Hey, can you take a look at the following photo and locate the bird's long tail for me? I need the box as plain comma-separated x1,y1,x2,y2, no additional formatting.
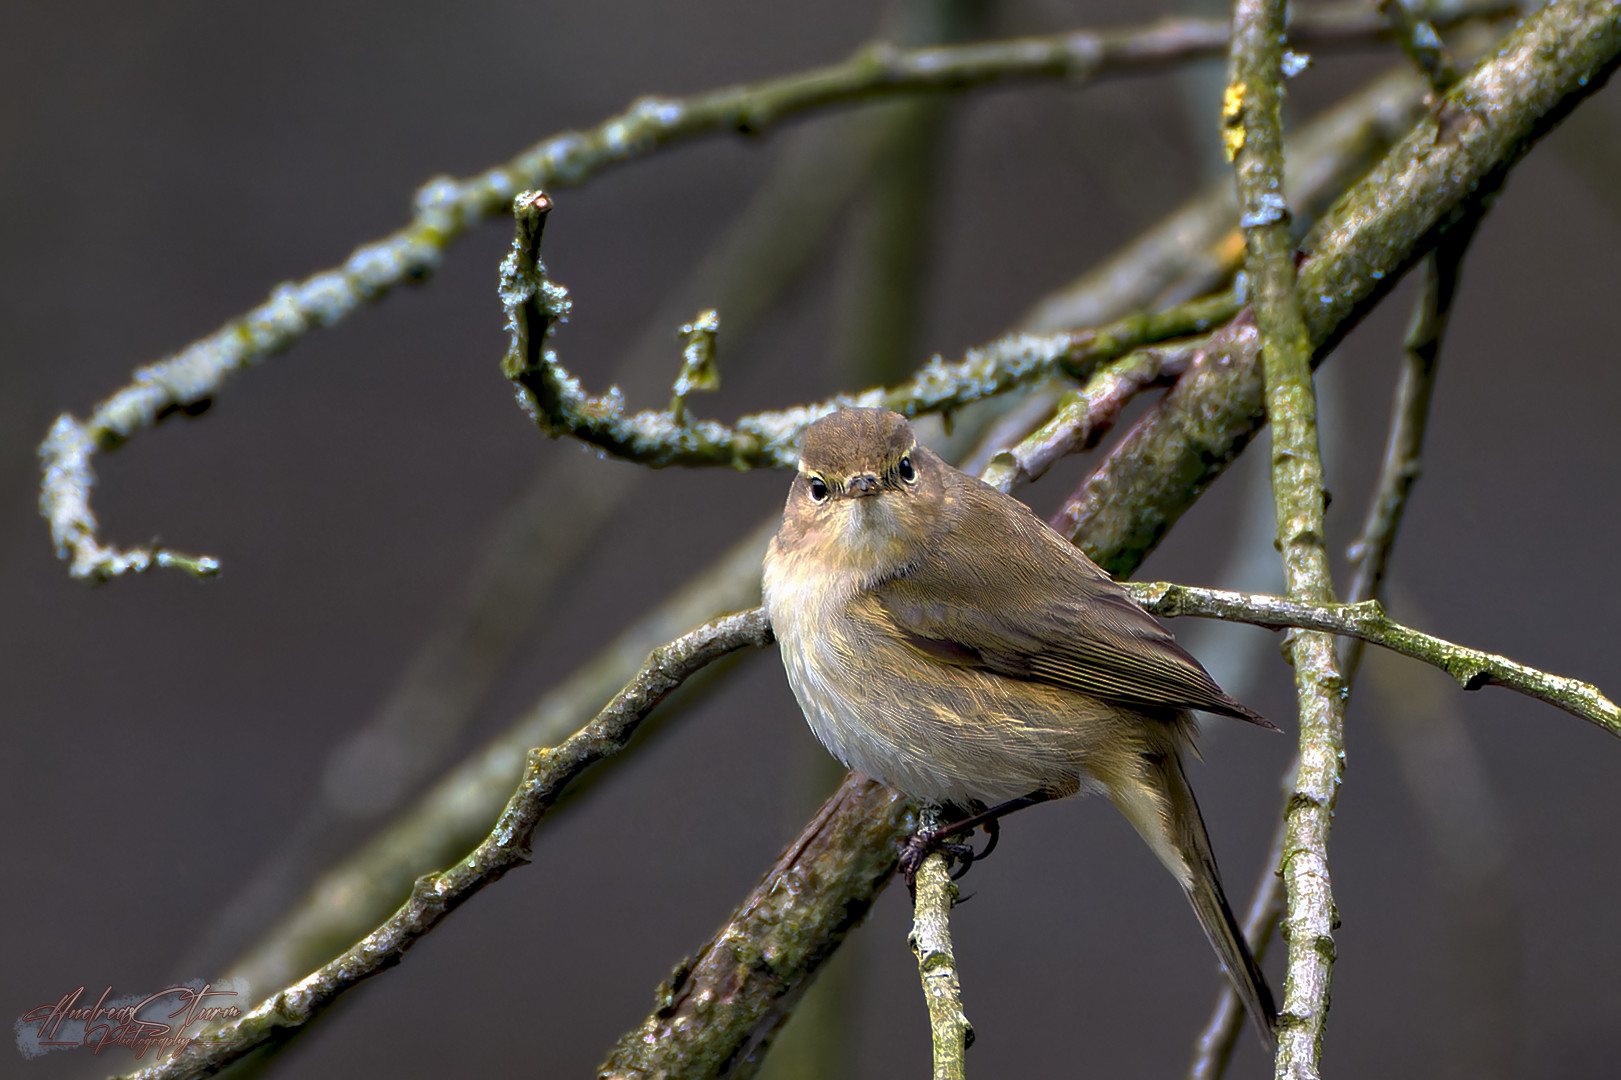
1106,748,1277,1051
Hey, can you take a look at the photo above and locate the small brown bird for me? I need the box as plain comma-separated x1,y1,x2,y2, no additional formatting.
762,406,1277,1046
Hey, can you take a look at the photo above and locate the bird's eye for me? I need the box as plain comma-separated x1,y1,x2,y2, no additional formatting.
808,476,830,502
897,456,916,483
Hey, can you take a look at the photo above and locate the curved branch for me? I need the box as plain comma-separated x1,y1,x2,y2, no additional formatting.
499,195,1241,468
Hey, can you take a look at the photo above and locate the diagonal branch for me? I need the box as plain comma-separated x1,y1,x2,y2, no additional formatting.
116,609,775,1080
600,775,913,1080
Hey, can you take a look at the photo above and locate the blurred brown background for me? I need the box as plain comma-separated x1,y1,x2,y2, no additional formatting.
3,2,1619,1077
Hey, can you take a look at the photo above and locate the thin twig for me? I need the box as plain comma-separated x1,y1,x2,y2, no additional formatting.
908,811,973,1080
1341,214,1477,675
980,336,1208,492
1126,584,1621,739
37,2,1515,582
500,196,1242,468
117,609,775,1080
1188,218,1479,1078
1228,0,1349,1074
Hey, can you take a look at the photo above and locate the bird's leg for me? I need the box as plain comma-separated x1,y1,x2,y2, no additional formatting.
899,790,1056,890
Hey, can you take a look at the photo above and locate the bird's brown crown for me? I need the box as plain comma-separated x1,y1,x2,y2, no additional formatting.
797,407,916,478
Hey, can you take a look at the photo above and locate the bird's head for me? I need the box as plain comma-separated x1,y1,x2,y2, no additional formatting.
776,407,945,576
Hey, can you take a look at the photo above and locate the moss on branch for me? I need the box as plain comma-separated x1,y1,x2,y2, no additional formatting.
907,810,974,1080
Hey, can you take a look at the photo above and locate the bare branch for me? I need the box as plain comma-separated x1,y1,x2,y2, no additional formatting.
1128,584,1621,739
1341,213,1478,672
980,334,1208,493
1053,0,1621,577
1189,215,1481,1079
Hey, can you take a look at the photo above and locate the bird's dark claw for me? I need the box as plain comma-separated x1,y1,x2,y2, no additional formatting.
899,817,1002,895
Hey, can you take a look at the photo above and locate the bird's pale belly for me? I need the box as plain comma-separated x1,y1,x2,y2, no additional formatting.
768,574,1121,805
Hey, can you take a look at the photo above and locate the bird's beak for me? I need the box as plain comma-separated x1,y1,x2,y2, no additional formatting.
849,473,880,497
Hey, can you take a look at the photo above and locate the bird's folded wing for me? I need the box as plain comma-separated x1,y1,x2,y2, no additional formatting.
872,532,1272,727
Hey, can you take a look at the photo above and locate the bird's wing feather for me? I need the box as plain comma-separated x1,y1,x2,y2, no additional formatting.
872,485,1272,726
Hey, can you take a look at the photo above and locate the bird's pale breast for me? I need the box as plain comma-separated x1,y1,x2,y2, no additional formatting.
764,544,1133,805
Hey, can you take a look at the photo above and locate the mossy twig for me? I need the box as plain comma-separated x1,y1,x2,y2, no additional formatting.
500,195,1242,468
1130,583,1621,739
908,811,973,1080
1228,0,1349,1074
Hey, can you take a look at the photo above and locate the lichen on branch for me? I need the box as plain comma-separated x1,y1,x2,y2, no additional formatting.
498,189,1244,469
